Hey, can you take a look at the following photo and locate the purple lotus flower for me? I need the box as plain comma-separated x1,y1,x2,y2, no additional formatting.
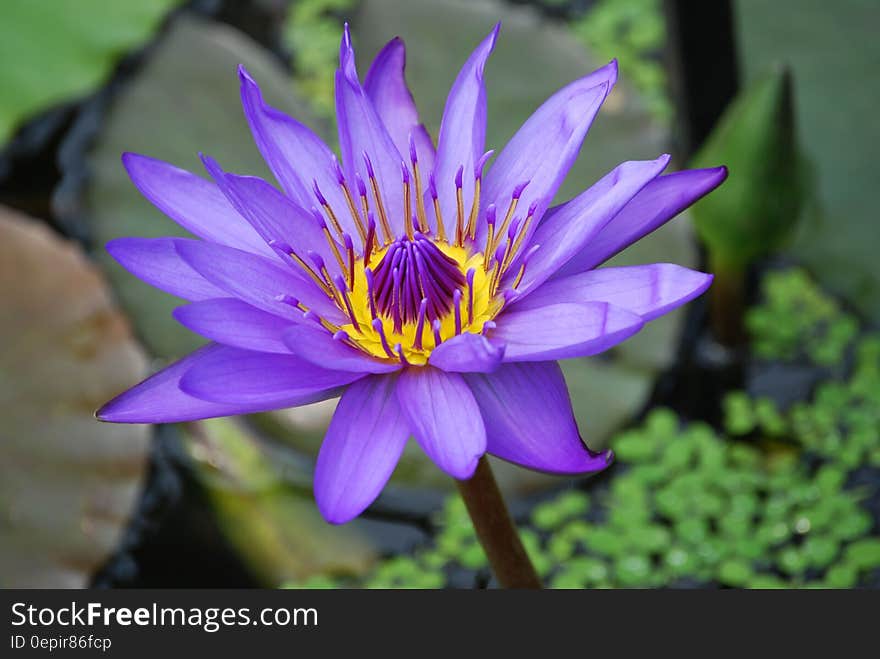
98,24,726,524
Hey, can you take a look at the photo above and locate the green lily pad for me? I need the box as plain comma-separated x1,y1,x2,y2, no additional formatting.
78,14,331,360
0,0,178,144
0,207,150,587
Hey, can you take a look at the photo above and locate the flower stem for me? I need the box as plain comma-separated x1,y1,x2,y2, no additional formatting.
709,261,747,347
455,456,542,589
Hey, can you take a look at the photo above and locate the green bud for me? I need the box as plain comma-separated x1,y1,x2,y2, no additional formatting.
690,67,809,273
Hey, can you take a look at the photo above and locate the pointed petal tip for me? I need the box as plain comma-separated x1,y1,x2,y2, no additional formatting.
340,22,354,66
120,151,142,168
93,397,144,425
603,58,619,87
237,63,254,85
198,152,224,179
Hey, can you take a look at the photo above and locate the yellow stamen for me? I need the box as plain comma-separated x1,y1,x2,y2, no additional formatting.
512,262,527,289
403,175,414,240
465,177,481,241
483,223,495,272
433,195,447,242
340,184,367,244
321,202,344,238
502,210,536,273
289,252,333,298
319,263,343,307
359,191,371,233
335,242,497,365
412,160,429,233
488,196,519,257
368,176,394,243
322,226,348,279
455,186,465,246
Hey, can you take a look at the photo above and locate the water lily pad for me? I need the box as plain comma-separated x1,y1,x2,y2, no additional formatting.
0,207,150,587
0,0,179,144
76,14,330,359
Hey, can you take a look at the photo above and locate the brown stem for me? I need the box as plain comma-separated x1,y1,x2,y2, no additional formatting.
455,456,542,589
709,263,747,347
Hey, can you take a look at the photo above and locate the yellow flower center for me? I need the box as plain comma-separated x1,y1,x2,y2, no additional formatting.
339,241,498,365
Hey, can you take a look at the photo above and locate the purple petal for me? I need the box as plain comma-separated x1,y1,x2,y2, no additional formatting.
428,332,505,373
200,156,338,276
238,66,362,239
96,344,324,423
173,298,294,353
516,264,713,322
106,237,227,301
493,301,644,362
512,156,670,297
555,166,729,277
477,60,618,248
364,37,435,172
174,239,346,324
336,25,405,236
431,24,499,235
314,375,409,524
282,325,400,374
396,367,486,479
122,153,272,256
179,346,362,405
464,362,612,474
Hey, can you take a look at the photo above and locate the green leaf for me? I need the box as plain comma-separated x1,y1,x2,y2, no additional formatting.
717,559,754,587
844,538,880,570
0,0,178,144
824,563,858,589
614,554,652,587
803,536,839,569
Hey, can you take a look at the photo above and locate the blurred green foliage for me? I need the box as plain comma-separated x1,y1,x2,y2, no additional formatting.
284,0,356,120
0,0,178,144
726,269,879,470
745,268,859,367
569,0,670,123
690,70,810,276
286,268,879,589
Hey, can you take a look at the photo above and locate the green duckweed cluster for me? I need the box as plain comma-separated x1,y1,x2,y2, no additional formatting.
726,269,880,469
569,0,671,123
745,268,859,367
286,269,879,588
285,0,357,119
